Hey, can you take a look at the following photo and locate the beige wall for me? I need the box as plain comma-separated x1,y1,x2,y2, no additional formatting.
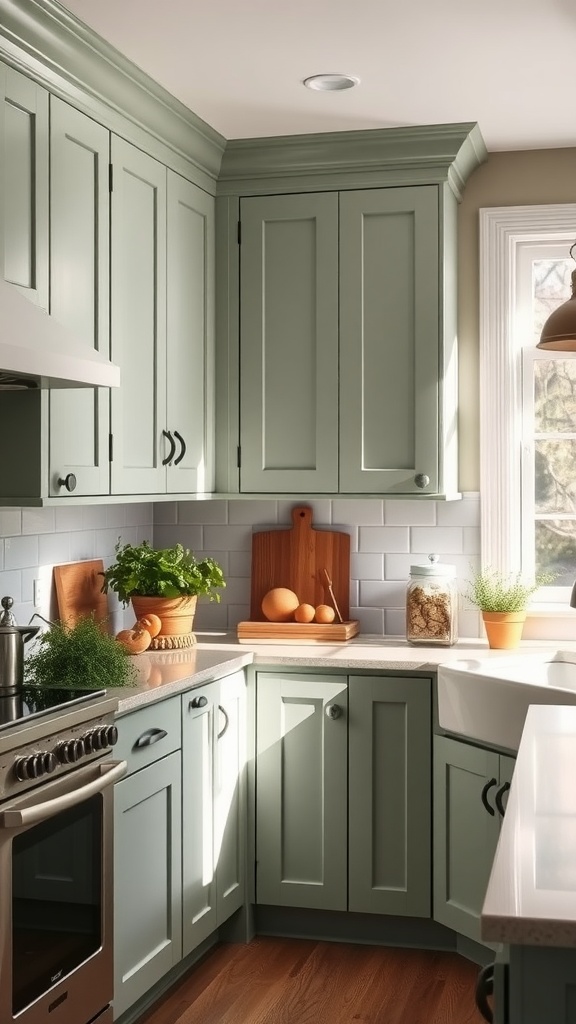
457,148,576,490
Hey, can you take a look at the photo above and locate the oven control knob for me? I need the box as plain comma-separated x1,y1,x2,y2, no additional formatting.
14,755,34,781
42,751,58,774
57,738,84,764
105,725,119,747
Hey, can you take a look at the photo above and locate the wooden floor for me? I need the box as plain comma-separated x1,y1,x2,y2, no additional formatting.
139,938,486,1024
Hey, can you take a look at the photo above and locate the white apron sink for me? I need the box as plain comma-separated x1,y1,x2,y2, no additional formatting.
437,650,576,751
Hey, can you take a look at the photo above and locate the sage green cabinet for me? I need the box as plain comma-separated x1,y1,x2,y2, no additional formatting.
110,137,215,496
235,185,454,497
49,97,111,497
255,671,431,916
0,61,48,308
182,671,246,956
433,733,515,945
113,696,183,1020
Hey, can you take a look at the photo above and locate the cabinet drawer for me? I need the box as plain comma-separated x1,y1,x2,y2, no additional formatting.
115,697,181,774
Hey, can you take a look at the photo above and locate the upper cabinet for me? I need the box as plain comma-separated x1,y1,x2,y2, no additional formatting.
109,138,215,496
215,124,487,498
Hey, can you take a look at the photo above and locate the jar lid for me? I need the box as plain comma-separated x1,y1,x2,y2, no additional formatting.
409,553,456,578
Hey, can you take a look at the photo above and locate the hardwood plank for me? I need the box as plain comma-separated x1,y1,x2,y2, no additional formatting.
138,939,487,1024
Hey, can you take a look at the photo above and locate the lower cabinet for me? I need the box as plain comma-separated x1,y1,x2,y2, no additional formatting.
255,671,431,916
182,671,246,955
433,733,515,945
113,697,182,1020
113,671,246,1020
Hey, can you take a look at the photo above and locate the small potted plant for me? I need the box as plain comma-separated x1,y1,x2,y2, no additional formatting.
468,566,555,649
100,540,226,649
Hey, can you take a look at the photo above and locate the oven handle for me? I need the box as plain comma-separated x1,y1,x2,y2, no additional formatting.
0,759,128,829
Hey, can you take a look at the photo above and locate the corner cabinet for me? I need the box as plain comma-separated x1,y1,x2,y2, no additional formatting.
255,671,431,916
433,733,515,946
216,124,487,497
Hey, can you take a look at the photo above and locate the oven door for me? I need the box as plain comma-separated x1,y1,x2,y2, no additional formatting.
0,758,127,1024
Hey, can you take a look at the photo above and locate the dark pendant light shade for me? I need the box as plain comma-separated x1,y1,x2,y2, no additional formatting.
537,243,576,351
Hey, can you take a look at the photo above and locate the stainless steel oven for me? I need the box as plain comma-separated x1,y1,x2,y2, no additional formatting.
0,687,126,1024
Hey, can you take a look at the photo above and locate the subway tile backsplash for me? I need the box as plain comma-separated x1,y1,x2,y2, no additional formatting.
0,495,482,638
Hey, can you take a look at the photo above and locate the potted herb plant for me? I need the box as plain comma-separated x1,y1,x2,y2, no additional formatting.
100,540,226,649
468,567,555,649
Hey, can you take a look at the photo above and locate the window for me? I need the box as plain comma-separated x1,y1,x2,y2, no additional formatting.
479,205,576,626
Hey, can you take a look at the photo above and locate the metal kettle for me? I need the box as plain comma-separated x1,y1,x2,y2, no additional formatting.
0,596,40,695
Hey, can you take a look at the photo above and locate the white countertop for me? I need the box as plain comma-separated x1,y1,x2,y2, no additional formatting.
116,633,503,713
482,703,576,947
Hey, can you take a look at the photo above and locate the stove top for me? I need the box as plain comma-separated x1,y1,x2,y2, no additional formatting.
0,686,107,732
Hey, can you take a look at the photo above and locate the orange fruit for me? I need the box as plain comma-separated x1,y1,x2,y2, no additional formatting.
261,587,300,622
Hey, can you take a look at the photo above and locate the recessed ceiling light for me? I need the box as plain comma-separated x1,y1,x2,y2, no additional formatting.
303,73,360,92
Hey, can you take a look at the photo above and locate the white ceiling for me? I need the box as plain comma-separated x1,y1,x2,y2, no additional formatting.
58,0,576,152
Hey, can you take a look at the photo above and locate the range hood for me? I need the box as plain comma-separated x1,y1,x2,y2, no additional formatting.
0,277,120,389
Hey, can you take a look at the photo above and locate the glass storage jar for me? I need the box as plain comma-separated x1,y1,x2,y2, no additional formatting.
406,554,458,646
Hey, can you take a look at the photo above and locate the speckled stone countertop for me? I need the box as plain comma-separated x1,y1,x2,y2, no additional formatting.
116,632,561,714
482,703,576,947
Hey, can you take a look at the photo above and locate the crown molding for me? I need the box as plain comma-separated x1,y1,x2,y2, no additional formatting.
0,0,225,192
218,122,487,198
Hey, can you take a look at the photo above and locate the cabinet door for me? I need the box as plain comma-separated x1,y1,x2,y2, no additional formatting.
256,672,348,910
215,670,246,924
0,63,48,308
114,751,182,1019
110,137,167,494
348,675,431,916
339,186,440,494
239,193,339,492
166,171,215,493
433,734,501,944
182,682,218,955
49,98,110,496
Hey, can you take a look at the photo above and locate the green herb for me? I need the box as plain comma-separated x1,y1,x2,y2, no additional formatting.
468,567,556,612
24,615,136,689
100,540,226,608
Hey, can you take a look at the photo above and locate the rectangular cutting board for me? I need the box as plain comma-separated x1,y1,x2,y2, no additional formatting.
238,506,359,642
53,559,109,628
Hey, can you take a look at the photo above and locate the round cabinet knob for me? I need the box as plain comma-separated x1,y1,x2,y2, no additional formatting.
414,473,430,489
57,473,77,492
189,695,208,709
325,703,343,720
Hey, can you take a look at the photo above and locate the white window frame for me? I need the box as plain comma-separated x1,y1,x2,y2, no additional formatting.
479,205,576,626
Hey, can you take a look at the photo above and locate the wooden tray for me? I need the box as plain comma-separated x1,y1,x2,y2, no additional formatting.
239,505,358,643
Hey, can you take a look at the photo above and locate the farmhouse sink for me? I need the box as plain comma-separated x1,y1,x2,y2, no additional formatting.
437,650,576,751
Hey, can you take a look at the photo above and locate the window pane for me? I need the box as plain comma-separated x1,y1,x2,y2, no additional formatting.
535,439,576,513
534,360,576,433
533,259,573,344
535,520,576,584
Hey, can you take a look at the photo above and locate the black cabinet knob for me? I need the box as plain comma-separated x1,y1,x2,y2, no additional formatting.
189,694,208,709
57,473,77,492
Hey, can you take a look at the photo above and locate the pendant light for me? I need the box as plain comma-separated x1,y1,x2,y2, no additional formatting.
537,242,576,351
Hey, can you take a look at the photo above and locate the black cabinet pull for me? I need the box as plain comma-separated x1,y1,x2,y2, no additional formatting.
134,727,168,749
217,704,229,739
57,473,77,492
481,777,498,816
474,963,494,1023
189,695,208,709
173,430,186,465
162,430,176,465
495,781,511,817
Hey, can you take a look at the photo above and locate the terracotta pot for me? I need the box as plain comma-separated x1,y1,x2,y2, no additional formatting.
482,611,526,650
131,595,197,638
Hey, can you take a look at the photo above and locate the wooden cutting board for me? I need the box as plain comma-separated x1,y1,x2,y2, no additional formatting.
239,506,359,641
53,559,109,628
